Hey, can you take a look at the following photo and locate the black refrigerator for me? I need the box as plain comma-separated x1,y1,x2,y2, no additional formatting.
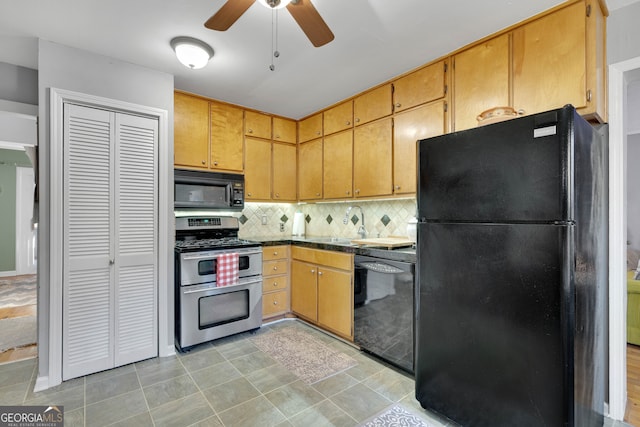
414,106,607,427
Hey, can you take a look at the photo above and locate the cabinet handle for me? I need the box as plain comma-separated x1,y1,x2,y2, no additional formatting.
346,121,351,126
346,190,350,195
273,251,278,256
395,103,401,108
517,109,526,115
395,185,401,190
273,282,278,287
311,269,316,274
248,128,253,133
273,266,278,271
201,160,206,165
214,161,218,166
355,118,360,123
318,271,323,276
273,300,278,305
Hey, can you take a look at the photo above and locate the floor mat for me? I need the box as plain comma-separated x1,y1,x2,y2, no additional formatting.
362,405,434,427
0,316,37,352
251,325,357,384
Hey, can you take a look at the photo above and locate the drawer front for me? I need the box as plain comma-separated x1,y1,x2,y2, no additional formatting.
263,245,289,261
291,246,353,271
263,260,289,277
263,290,288,316
263,276,288,292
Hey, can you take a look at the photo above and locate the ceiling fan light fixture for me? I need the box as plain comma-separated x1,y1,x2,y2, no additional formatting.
170,36,214,70
257,0,292,10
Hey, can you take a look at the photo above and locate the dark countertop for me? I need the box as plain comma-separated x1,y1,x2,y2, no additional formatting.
247,236,416,263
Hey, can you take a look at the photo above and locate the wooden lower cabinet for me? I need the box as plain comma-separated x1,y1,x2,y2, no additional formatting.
291,247,354,340
262,245,290,319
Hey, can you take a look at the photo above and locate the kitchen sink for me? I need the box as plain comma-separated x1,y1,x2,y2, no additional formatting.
302,237,357,246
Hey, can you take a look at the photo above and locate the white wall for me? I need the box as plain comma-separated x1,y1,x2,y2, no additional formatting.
37,40,174,383
627,134,640,250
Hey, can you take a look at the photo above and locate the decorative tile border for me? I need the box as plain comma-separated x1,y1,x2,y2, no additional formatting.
237,199,417,239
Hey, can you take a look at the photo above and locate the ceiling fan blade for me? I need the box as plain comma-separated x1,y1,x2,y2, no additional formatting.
286,0,334,47
205,0,256,31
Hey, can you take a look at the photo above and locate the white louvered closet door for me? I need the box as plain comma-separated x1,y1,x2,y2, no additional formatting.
62,104,158,380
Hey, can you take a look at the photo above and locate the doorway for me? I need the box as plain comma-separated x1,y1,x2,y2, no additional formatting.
0,145,37,363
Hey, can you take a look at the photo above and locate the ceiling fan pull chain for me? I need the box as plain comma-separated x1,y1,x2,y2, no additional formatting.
269,9,276,71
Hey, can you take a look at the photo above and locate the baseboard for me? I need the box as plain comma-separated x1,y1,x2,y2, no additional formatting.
161,344,176,358
34,375,49,392
0,271,17,278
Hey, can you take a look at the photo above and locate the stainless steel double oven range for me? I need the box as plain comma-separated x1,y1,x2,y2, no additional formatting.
175,216,262,351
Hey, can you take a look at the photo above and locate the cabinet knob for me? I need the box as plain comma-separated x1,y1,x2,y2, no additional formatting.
355,189,360,194
346,191,350,195
346,121,351,126
355,118,360,123
275,193,280,198
316,131,321,135
273,282,278,287
273,251,278,256
201,160,206,165
316,192,320,197
273,266,278,271
273,300,278,305
395,185,401,190
247,192,252,197
318,271,323,276
275,134,280,139
248,128,253,133
517,109,526,115
214,161,218,166
311,269,316,274
395,103,401,108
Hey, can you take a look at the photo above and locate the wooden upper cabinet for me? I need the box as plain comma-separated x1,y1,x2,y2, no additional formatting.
323,130,353,199
210,102,244,172
298,139,323,200
272,143,297,201
354,84,392,126
323,101,353,135
453,34,510,132
512,1,586,117
393,61,446,113
244,137,272,200
174,92,209,168
299,113,323,143
245,110,272,139
353,118,393,198
273,117,296,144
394,102,446,195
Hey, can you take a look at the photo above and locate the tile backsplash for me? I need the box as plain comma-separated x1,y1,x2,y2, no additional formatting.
237,198,417,239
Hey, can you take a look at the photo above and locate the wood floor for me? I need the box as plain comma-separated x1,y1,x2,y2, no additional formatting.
627,344,640,425
0,304,37,364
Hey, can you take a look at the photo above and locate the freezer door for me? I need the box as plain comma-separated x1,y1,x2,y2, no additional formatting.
415,222,574,427
417,107,580,222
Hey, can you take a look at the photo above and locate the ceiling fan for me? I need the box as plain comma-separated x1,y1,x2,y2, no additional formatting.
205,0,335,47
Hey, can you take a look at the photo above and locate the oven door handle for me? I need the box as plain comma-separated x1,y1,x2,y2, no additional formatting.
181,249,262,260
182,277,262,294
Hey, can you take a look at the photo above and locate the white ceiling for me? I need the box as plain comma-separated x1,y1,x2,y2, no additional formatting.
0,0,630,119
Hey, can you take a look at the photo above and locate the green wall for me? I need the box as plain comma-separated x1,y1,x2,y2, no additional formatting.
0,148,32,272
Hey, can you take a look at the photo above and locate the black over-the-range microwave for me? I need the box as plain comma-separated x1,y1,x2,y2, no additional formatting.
174,169,245,211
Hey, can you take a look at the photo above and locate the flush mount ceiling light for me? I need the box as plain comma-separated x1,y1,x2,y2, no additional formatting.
257,0,292,9
170,36,214,70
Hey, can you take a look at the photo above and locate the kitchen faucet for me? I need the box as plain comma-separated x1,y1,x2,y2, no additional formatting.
344,206,367,239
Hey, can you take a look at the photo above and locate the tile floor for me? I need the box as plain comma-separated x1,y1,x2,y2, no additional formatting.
0,319,633,427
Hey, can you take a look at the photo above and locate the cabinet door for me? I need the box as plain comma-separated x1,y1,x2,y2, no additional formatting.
245,110,272,139
210,102,243,172
393,61,446,113
273,117,297,144
453,34,510,131
512,1,586,116
354,84,392,126
353,118,392,198
298,139,323,200
291,260,318,321
323,130,353,199
299,113,323,143
317,267,353,339
323,100,353,135
394,102,446,195
272,143,297,201
244,137,272,200
174,92,209,168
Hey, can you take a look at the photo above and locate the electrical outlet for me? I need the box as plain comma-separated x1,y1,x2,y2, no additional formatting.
280,222,285,232
261,215,267,225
